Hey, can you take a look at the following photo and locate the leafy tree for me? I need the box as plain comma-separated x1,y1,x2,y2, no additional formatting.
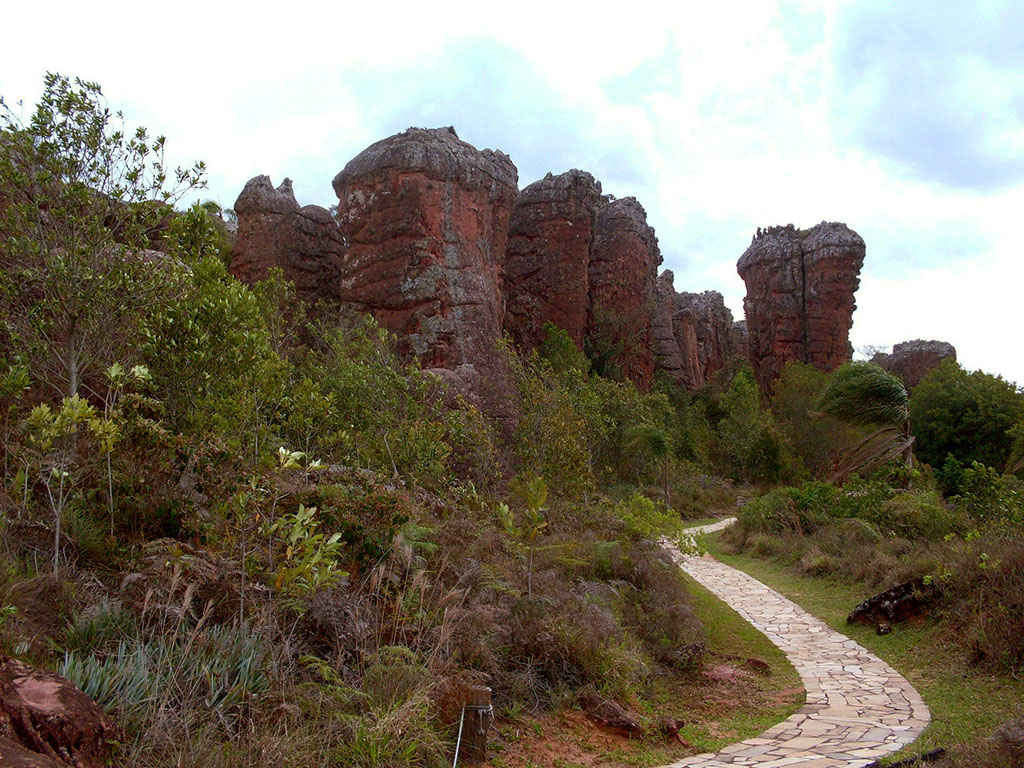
817,361,912,484
0,73,204,398
715,366,789,483
910,359,1024,470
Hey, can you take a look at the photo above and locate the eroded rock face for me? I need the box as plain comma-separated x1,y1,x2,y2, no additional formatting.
873,340,957,390
231,175,346,305
738,222,865,393
653,272,738,389
0,655,123,768
652,270,686,381
332,127,518,384
504,170,603,349
589,198,661,388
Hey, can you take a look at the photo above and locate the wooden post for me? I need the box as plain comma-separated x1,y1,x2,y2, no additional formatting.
458,685,493,763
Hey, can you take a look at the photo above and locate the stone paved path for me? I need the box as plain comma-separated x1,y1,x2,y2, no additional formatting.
661,518,930,768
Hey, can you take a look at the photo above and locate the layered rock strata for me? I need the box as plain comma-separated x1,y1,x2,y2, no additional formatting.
653,272,739,389
872,339,956,389
737,222,865,393
503,170,604,350
231,176,346,305
588,197,661,388
332,127,518,381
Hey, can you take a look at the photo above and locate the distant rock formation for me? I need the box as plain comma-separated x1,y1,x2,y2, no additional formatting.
588,197,661,388
231,175,346,305
653,271,739,389
738,222,865,393
504,170,604,350
872,339,956,389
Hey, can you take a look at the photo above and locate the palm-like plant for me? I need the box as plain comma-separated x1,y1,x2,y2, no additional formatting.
817,361,914,485
622,424,672,507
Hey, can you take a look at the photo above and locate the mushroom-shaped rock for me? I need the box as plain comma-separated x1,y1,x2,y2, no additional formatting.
738,222,865,393
875,340,957,390
332,127,518,384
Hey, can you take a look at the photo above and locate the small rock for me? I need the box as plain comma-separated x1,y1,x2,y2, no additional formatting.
876,620,892,635
577,693,643,739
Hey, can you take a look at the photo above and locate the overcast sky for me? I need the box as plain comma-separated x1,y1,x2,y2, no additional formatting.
4,0,1023,385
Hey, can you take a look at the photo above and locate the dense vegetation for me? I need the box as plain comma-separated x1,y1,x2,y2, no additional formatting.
2,74,1022,767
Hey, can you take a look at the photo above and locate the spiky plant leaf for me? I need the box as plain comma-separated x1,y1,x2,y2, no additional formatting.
818,362,909,428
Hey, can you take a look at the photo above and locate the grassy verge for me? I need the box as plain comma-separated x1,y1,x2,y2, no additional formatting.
488,569,803,767
703,531,1024,760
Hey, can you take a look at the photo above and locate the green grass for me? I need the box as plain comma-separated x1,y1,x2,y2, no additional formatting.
702,532,1024,760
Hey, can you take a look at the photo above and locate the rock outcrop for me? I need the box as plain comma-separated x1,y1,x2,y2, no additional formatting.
589,198,661,388
652,270,686,381
0,655,123,768
872,340,956,390
653,272,739,389
231,176,346,305
503,170,604,350
738,222,865,393
332,127,518,391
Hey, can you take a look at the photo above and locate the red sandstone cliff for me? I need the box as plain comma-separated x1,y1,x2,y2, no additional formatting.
872,339,957,389
503,170,604,350
231,176,346,305
588,197,661,388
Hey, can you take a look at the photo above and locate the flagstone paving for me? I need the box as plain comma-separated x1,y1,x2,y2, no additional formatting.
661,518,929,768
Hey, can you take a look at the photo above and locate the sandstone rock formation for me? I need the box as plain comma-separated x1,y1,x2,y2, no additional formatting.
872,339,957,390
503,170,604,350
231,175,346,305
653,272,739,389
589,197,661,388
738,222,865,393
0,655,122,768
652,270,686,381
332,127,518,388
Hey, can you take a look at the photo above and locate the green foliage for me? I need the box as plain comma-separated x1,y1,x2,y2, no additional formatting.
910,358,1024,470
715,367,790,483
265,504,347,608
0,73,203,398
817,361,913,483
60,624,270,736
771,361,856,477
613,492,685,543
140,252,271,432
737,478,965,541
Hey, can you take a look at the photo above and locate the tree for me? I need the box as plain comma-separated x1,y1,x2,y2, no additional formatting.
622,423,672,506
771,361,857,477
909,358,1024,470
817,361,913,484
0,73,204,399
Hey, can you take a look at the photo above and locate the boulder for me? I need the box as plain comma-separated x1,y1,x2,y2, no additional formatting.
873,340,957,390
738,222,865,393
847,577,936,627
588,197,661,389
231,175,346,305
332,127,518,414
577,692,643,739
504,170,604,350
0,655,122,768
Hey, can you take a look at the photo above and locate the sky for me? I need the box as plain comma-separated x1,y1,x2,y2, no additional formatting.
4,0,1023,385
